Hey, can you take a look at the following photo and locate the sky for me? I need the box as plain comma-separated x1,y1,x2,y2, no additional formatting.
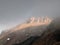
0,0,60,33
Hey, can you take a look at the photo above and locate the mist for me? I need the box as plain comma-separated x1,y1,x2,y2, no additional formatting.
0,0,60,33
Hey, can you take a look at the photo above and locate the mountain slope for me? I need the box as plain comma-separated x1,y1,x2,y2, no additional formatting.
0,17,52,45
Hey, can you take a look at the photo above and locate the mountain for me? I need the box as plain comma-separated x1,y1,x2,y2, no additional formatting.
0,17,52,45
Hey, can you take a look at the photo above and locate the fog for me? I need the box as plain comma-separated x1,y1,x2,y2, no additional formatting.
0,0,60,33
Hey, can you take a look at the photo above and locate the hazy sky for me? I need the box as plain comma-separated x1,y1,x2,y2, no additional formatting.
0,0,60,33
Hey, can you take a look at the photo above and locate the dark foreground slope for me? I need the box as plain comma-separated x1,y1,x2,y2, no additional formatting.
0,25,47,45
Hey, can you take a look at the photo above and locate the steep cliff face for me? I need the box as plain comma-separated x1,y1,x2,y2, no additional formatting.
0,17,52,45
